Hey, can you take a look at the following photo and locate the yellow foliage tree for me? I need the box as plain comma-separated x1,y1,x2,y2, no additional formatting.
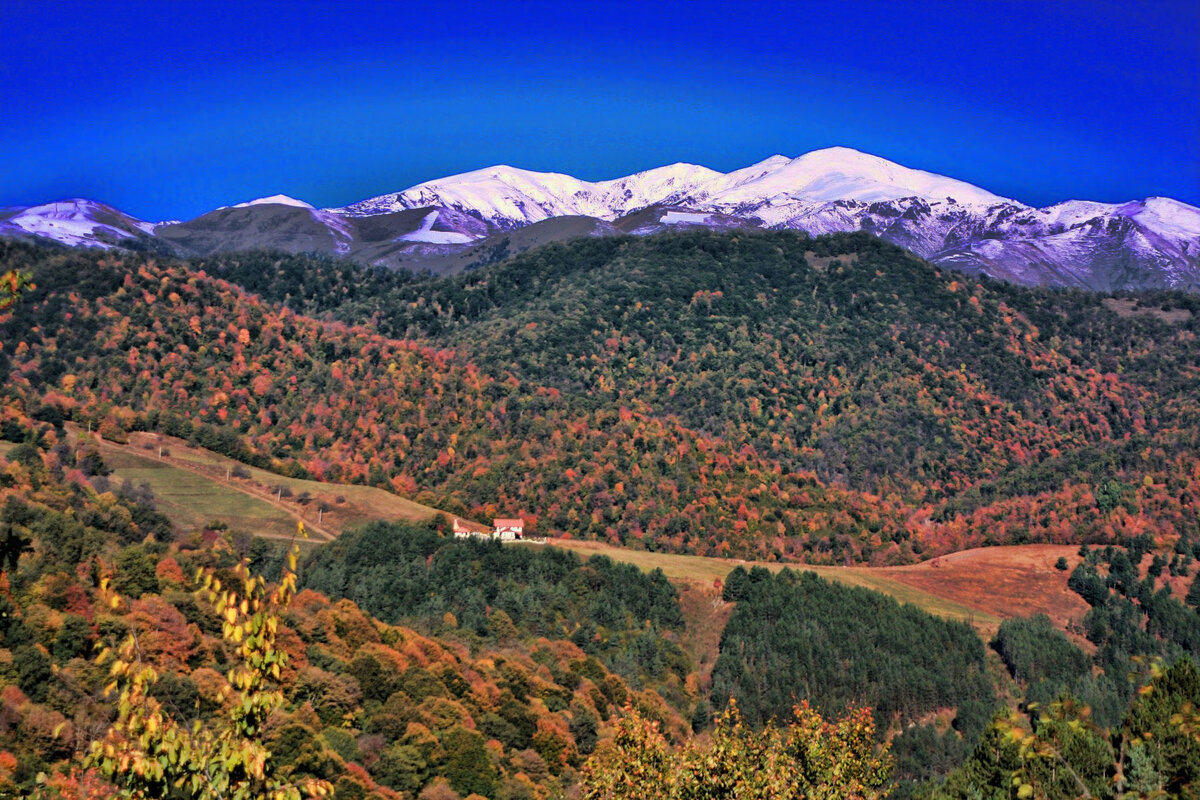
85,525,331,800
582,699,892,800
0,269,33,312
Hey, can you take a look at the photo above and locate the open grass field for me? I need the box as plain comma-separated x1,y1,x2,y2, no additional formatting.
538,539,1004,631
100,446,313,542
539,540,1090,638
65,426,484,542
123,431,450,532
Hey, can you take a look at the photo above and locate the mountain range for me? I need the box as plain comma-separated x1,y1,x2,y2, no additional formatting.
3,146,1197,291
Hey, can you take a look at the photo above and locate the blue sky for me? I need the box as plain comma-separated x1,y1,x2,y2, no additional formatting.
2,0,1197,220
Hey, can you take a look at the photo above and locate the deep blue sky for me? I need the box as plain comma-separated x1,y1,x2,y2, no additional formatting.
2,0,1197,220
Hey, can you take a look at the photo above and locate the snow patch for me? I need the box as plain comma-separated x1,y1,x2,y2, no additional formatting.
1126,197,1200,241
661,211,711,225
3,199,141,248
232,194,315,209
397,210,477,244
312,209,355,254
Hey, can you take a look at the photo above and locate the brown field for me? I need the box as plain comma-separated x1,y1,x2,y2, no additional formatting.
541,539,1090,639
674,581,734,687
877,544,1090,636
1102,297,1194,323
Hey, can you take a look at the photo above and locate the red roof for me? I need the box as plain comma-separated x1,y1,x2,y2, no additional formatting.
493,518,524,527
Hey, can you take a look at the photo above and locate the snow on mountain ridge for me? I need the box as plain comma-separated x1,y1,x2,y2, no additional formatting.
338,147,1016,227
232,194,315,209
708,147,1014,207
339,165,601,226
0,199,155,247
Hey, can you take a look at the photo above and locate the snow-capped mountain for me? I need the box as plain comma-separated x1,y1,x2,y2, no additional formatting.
331,147,1195,289
337,147,1009,227
707,147,1010,207
0,199,157,249
5,148,1198,291
935,197,1200,290
337,161,732,227
231,194,316,210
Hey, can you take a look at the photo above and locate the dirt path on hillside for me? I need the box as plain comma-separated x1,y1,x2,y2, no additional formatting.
85,433,338,542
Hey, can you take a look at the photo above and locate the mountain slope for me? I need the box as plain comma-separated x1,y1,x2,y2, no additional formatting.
0,199,158,249
0,238,922,562
155,202,356,256
200,230,1200,558
929,197,1200,290
6,232,1199,565
706,146,1010,206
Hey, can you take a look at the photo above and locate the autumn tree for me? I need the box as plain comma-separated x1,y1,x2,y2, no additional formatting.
938,659,1200,798
0,268,33,311
581,700,891,800
85,526,331,800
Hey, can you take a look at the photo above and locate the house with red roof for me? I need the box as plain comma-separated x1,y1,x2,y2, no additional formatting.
492,518,524,540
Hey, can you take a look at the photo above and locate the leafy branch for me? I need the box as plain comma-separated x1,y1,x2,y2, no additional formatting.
85,524,331,800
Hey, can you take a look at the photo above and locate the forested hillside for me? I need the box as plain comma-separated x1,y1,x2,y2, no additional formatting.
927,541,1200,798
711,568,994,788
0,419,684,798
0,240,907,562
3,231,1200,564
195,232,1200,560
300,524,692,698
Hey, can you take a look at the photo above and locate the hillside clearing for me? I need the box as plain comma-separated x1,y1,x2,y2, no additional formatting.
535,539,1005,633
67,427,485,540
99,445,319,542
34,433,1088,637
878,544,1090,634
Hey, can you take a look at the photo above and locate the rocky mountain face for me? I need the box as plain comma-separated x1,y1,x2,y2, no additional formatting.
4,148,1197,291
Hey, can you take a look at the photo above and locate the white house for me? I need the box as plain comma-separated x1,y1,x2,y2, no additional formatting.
492,518,524,540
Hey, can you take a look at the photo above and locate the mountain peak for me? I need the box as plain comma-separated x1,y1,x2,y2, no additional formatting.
232,194,314,209
754,154,792,168
797,145,874,158
745,146,1015,206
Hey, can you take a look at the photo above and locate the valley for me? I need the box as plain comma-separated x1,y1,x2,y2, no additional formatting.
5,2,1198,795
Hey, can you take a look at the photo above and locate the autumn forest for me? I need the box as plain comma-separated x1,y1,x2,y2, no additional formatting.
2,230,1200,798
